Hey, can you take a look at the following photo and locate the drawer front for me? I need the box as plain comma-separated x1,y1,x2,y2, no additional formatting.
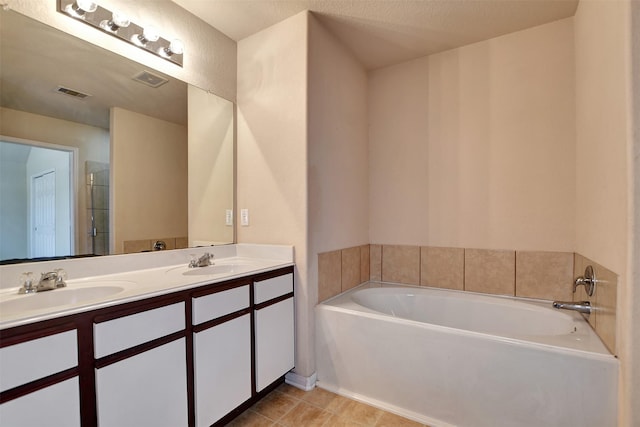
94,302,185,358
254,273,293,304
193,285,250,325
0,329,77,392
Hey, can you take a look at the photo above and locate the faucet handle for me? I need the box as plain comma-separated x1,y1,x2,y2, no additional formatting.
573,265,596,296
54,268,67,288
18,272,36,294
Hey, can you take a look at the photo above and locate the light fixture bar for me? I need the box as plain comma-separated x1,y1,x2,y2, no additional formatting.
57,0,183,67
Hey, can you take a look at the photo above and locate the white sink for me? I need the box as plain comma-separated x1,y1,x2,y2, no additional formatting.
181,263,255,276
0,282,130,315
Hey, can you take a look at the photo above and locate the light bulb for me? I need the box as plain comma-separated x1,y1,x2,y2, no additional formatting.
100,10,130,33
64,0,97,18
132,26,160,46
159,38,184,57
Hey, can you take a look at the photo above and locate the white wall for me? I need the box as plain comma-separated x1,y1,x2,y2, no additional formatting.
573,0,634,424
187,85,234,246
10,0,236,101
237,11,310,375
111,107,187,254
0,107,109,255
369,18,576,252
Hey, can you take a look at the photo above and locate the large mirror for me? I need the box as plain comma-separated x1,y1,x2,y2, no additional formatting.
0,9,234,263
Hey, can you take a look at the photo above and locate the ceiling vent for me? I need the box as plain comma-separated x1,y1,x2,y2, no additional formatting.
56,86,91,99
132,70,169,88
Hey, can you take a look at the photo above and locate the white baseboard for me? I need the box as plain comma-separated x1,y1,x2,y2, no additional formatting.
285,371,317,391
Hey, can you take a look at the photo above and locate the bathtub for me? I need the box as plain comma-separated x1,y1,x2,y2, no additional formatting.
315,282,618,427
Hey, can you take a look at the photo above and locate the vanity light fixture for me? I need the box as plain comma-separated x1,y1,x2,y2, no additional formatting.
57,0,183,67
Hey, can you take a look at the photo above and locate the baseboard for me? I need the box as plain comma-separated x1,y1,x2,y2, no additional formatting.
284,371,317,391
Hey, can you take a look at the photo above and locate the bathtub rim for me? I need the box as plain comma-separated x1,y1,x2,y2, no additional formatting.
317,281,615,360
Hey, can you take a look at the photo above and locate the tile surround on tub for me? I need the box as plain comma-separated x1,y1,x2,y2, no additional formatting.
317,244,616,354
464,248,515,296
420,246,464,290
515,251,574,301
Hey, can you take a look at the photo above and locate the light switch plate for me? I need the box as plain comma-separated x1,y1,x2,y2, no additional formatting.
240,209,249,226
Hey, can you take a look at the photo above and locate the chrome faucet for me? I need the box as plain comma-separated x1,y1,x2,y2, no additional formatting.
189,252,214,268
18,269,67,294
552,300,591,315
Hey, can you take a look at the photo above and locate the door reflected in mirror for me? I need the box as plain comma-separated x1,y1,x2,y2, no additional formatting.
0,9,234,263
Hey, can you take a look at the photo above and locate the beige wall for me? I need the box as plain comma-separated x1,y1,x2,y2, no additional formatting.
574,0,633,424
0,107,109,255
369,18,576,252
237,12,310,375
188,85,234,246
11,0,236,101
111,107,187,254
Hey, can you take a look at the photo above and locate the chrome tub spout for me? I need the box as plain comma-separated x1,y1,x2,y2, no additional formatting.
552,300,591,315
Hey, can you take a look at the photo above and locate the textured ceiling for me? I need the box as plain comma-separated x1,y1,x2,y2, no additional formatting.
172,0,578,70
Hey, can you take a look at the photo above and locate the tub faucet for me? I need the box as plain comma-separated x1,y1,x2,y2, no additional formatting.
189,252,213,268
552,300,591,315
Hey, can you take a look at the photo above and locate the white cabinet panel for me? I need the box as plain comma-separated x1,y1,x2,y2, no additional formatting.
94,302,185,357
194,314,251,426
96,338,188,427
0,377,80,427
255,298,295,392
0,330,77,392
193,285,250,325
254,273,293,304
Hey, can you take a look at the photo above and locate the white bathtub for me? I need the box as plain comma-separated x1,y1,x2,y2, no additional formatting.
315,282,618,427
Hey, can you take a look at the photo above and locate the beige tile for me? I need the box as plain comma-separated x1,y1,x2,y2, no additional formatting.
123,239,151,253
323,414,366,426
335,400,384,426
370,245,382,281
323,392,354,415
276,383,308,400
382,245,420,285
228,410,275,427
593,262,617,354
420,246,464,290
251,391,298,421
300,387,343,410
278,401,332,427
342,247,362,292
464,249,515,295
375,411,424,427
318,250,342,302
515,251,573,301
574,253,595,329
360,245,370,283
175,237,189,249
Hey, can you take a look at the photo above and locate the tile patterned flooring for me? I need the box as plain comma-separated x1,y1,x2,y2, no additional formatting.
228,383,430,427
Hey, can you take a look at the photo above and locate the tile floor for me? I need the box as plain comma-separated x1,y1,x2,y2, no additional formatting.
227,383,431,427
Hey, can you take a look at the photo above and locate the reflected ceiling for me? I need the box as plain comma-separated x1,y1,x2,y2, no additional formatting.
1,11,186,129
173,0,578,70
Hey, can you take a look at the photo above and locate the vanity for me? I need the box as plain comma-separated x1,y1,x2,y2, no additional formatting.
0,245,295,427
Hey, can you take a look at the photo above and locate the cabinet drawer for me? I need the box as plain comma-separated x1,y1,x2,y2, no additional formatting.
94,302,185,358
254,273,293,304
193,285,250,325
0,329,77,392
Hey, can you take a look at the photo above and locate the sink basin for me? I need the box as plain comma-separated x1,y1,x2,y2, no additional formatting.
0,282,129,316
181,263,255,276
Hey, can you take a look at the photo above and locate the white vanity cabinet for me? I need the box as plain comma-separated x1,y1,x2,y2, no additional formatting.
0,327,81,427
0,264,294,427
93,302,188,427
192,283,252,427
254,272,295,392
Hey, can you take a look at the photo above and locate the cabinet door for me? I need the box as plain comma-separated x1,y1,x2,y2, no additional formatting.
95,338,188,427
194,314,251,427
0,377,81,427
255,298,295,392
